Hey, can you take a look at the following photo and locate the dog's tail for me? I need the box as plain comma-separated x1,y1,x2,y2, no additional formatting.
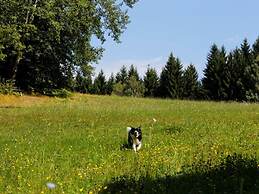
126,127,131,133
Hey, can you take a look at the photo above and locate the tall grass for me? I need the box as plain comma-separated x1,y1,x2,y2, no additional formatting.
0,94,258,193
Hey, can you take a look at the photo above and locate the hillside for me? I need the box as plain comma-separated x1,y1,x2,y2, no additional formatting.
0,94,258,193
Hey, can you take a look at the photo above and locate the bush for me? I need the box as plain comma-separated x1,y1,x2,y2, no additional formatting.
246,90,259,102
43,88,72,98
112,82,125,96
0,79,22,95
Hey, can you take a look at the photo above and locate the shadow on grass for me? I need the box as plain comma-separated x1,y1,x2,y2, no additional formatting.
99,154,259,194
120,142,131,150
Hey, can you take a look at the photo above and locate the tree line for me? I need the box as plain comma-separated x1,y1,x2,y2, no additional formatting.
82,37,259,102
0,1,258,101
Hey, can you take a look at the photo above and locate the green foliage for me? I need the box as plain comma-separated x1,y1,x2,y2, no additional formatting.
128,64,140,81
43,88,72,98
159,53,183,98
0,0,138,92
75,64,94,93
116,65,128,84
252,36,259,57
202,45,227,100
0,79,21,95
144,66,159,97
124,76,144,97
182,64,199,99
112,82,125,96
106,73,115,95
92,70,107,95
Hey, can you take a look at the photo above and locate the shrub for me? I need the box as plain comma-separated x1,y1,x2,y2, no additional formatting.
43,88,72,98
0,79,22,95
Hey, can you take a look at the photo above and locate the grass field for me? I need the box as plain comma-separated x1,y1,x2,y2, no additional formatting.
0,94,258,194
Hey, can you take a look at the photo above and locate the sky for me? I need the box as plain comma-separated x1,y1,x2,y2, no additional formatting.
93,0,259,79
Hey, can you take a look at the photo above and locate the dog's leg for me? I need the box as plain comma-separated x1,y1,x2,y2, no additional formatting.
136,143,141,151
133,144,137,152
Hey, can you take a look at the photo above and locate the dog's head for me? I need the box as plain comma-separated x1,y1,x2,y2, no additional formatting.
128,126,142,138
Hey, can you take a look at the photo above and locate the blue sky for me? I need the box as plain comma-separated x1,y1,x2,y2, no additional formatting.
93,0,259,79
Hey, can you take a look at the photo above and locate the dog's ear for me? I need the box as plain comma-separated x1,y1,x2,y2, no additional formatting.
138,125,141,129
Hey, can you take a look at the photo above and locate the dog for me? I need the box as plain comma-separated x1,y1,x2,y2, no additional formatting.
127,126,142,152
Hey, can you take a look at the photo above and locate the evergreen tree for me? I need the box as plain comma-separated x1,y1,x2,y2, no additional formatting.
159,53,184,98
240,39,256,100
93,70,106,95
242,38,259,101
252,36,259,58
228,48,245,101
124,65,144,97
115,65,128,84
143,66,159,97
128,64,140,81
74,64,93,93
106,73,115,95
202,44,227,100
182,64,199,99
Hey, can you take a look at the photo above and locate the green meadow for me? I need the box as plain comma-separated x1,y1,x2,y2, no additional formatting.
0,94,258,194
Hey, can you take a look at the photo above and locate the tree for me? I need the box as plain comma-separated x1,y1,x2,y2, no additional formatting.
241,38,259,101
106,73,115,95
182,64,199,99
0,0,138,92
115,65,128,84
252,36,259,58
143,66,159,97
159,53,183,98
92,70,106,95
128,64,140,81
227,48,245,101
124,76,144,97
75,65,94,93
240,39,257,100
202,44,227,100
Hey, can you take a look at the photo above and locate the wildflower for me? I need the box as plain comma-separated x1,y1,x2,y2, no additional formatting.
153,118,157,122
46,182,56,189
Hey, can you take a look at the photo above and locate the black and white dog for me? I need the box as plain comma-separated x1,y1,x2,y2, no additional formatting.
127,126,142,152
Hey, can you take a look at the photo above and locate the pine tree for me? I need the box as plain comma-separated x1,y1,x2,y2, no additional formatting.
93,70,106,95
252,36,259,58
240,39,256,100
159,53,183,98
124,65,144,97
75,72,92,93
106,73,115,95
128,64,140,81
202,44,227,100
74,64,94,93
228,48,244,100
182,64,199,99
115,65,128,84
143,66,159,97
242,38,259,101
